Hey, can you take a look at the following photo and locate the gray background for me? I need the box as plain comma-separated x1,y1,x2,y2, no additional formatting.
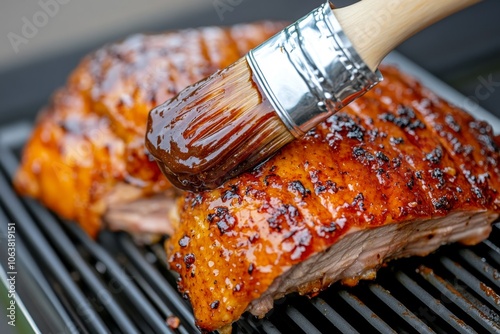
0,0,499,124
0,1,499,333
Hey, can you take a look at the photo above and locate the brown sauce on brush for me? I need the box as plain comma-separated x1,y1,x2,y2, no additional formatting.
146,58,292,191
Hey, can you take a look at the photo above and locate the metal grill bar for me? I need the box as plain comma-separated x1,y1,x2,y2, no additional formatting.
126,262,187,331
368,284,434,334
24,200,140,334
0,162,108,333
418,265,500,332
338,290,396,334
0,208,65,334
396,271,477,334
311,298,359,334
285,306,321,334
458,248,500,288
117,233,199,332
483,239,500,265
65,223,173,333
439,256,500,312
260,320,281,334
233,315,261,334
2,145,167,333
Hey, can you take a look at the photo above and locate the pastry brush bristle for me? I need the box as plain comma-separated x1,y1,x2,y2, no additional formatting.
146,57,295,191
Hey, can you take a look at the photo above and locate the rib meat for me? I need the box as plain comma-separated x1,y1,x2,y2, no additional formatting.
14,22,285,237
167,66,500,332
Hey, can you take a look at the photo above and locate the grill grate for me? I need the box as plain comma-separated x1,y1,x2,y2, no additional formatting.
1,122,499,334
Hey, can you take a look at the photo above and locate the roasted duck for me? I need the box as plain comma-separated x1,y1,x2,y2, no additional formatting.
166,66,500,331
14,22,285,238
15,19,500,332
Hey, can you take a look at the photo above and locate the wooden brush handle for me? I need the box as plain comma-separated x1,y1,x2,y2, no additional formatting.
334,0,480,71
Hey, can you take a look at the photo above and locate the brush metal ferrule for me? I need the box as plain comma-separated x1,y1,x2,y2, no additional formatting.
246,1,383,138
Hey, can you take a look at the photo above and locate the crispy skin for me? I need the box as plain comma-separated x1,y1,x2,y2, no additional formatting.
167,67,500,331
14,22,285,237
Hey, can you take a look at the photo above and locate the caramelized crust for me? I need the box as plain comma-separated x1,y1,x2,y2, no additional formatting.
167,67,500,331
14,22,285,236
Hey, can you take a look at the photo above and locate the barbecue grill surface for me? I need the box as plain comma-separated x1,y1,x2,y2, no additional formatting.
0,54,499,334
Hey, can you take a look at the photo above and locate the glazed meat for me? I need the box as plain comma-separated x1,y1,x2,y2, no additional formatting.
167,66,500,332
14,22,284,238
14,19,500,331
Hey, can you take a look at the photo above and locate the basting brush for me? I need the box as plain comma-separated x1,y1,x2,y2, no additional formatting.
146,0,479,191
